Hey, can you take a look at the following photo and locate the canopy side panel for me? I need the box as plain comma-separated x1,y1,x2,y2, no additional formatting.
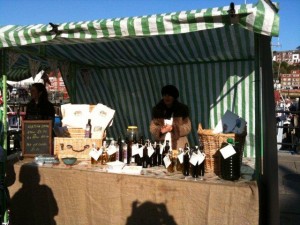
66,60,255,157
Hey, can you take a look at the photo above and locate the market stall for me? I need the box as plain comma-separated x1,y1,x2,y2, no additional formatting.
0,0,279,224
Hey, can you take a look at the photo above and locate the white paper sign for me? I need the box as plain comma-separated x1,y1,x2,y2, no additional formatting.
138,146,144,158
147,146,155,157
131,144,139,156
160,144,164,154
189,153,199,166
163,155,172,168
107,145,117,156
197,152,205,165
89,148,102,160
177,152,184,164
220,144,236,159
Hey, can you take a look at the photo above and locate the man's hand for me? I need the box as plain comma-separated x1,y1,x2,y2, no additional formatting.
160,124,173,134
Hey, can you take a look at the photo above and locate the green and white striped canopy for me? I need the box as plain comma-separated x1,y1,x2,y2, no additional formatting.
0,0,279,157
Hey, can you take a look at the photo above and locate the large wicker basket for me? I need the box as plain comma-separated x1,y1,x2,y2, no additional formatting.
197,123,247,175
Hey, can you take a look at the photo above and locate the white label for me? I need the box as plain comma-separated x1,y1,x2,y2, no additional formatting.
138,146,144,158
197,152,205,165
220,144,236,159
89,148,102,160
163,155,172,168
147,146,155,157
177,152,184,164
160,144,164,154
131,144,139,156
189,153,199,166
107,145,117,156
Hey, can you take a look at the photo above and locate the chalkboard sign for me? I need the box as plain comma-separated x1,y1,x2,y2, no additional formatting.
22,120,52,157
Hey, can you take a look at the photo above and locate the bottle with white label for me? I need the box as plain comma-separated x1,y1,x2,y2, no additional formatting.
183,143,190,176
162,140,170,167
220,138,240,181
176,148,183,172
191,147,199,178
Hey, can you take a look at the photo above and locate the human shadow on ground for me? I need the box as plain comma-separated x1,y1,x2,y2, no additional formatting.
126,200,177,225
9,163,58,225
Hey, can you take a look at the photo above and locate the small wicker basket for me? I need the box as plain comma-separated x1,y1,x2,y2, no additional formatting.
197,123,247,175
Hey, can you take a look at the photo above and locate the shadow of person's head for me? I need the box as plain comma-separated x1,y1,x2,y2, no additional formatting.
19,163,40,186
126,201,177,225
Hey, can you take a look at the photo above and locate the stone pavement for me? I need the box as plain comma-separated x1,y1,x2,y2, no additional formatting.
278,152,300,225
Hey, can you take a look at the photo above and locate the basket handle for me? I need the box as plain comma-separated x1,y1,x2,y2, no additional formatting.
198,123,203,133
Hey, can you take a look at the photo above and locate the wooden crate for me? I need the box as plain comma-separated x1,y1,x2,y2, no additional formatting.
54,137,102,160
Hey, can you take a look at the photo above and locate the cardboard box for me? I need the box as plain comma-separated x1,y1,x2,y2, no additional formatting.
54,137,102,160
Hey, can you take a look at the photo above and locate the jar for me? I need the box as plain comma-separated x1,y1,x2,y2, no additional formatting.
126,126,138,141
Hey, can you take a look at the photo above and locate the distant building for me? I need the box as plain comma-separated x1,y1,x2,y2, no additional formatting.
281,70,300,89
273,50,300,65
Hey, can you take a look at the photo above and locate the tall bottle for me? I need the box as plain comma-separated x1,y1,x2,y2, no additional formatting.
100,141,108,165
136,136,144,166
191,146,199,179
151,141,158,167
126,126,138,165
117,137,123,162
183,143,190,176
84,119,92,138
176,148,184,172
142,140,149,168
108,139,117,162
199,139,205,179
157,142,163,166
220,138,240,181
162,140,170,167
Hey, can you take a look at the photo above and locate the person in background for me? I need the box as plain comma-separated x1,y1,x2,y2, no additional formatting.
150,85,191,149
25,83,55,121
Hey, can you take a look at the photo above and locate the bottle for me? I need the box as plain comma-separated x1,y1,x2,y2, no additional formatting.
220,138,240,181
183,143,190,176
91,144,99,165
84,119,92,138
142,140,149,168
100,141,108,165
198,140,205,179
162,140,170,167
136,136,144,166
117,137,123,162
126,126,138,165
176,148,183,172
123,140,128,164
108,139,117,162
151,142,158,167
167,150,175,173
191,147,199,179
157,142,163,166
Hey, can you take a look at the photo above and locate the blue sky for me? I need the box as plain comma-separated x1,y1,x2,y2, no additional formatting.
0,0,299,50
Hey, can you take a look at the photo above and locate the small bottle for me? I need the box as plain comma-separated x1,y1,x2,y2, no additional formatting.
167,150,175,173
135,136,144,166
152,142,158,167
183,143,190,176
85,119,92,138
100,141,108,165
176,148,183,172
91,144,99,165
162,140,170,167
108,139,117,162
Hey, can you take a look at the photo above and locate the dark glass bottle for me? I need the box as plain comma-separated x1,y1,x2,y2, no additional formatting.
135,136,144,166
162,140,170,167
183,143,190,176
198,143,205,178
220,138,240,181
176,148,183,172
84,119,92,138
191,147,199,178
142,140,149,168
117,137,123,162
157,142,163,166
152,142,158,167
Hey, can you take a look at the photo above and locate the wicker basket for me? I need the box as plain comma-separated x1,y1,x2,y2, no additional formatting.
197,123,247,175
67,128,86,138
54,137,102,160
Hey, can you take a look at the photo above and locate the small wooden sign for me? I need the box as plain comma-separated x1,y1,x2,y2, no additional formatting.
22,120,52,157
